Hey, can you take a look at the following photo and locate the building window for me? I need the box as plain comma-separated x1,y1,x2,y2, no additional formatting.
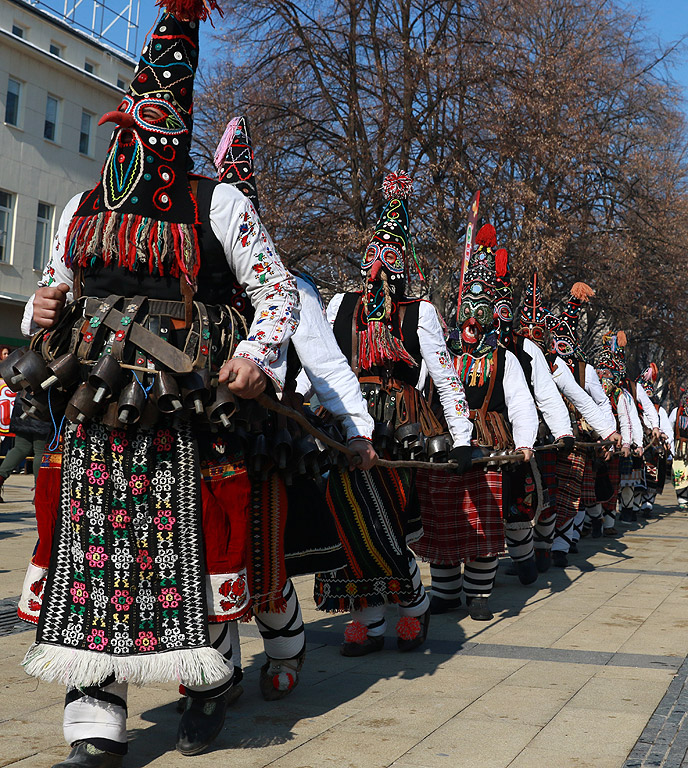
85,60,96,74
33,203,53,271
11,24,24,38
0,191,15,264
44,95,58,141
116,77,126,90
5,78,20,126
79,110,92,155
49,42,62,57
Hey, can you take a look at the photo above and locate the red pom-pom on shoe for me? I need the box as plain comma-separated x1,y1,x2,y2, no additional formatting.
382,171,413,200
475,223,497,249
395,616,421,641
344,621,369,644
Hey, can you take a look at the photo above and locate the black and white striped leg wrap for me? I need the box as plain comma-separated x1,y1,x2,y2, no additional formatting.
603,509,617,527
504,522,534,562
254,579,305,660
571,506,586,543
620,486,635,512
398,554,429,617
463,556,498,599
63,675,128,754
586,503,602,520
641,490,656,511
633,490,643,512
534,507,556,550
184,623,235,699
430,563,463,602
677,487,688,506
350,605,386,636
552,516,575,553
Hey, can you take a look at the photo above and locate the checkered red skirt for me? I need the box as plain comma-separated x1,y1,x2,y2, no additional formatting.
580,458,596,508
414,467,504,564
555,449,585,528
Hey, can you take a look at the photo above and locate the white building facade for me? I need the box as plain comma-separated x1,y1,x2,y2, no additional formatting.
0,0,136,346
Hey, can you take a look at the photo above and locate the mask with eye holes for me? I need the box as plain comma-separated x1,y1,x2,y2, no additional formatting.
63,10,206,284
450,223,501,356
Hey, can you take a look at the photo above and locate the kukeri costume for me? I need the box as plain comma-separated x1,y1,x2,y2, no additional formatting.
313,172,473,654
415,224,538,620
506,274,574,577
638,364,668,517
12,7,299,765
208,116,374,700
669,389,688,508
543,284,617,565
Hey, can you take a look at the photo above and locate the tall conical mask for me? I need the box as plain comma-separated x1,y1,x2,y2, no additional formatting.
214,116,260,213
549,282,594,361
63,0,220,287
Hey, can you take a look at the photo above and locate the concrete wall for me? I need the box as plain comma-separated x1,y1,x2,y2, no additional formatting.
0,0,135,345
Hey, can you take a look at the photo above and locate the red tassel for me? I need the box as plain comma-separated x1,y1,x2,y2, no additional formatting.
495,248,508,277
382,170,413,200
155,0,222,22
475,223,496,248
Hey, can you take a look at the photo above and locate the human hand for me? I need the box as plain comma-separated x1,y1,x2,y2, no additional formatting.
558,436,575,455
519,447,534,463
348,438,377,471
621,444,631,458
219,357,267,399
448,445,473,474
33,283,70,328
608,431,622,448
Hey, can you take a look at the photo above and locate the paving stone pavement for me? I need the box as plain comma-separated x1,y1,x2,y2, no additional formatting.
1,475,688,767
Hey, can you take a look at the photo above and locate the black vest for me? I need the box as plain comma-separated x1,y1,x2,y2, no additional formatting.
81,177,254,324
332,291,422,385
462,346,507,413
515,336,535,399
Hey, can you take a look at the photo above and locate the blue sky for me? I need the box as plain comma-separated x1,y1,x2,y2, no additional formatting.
134,1,688,105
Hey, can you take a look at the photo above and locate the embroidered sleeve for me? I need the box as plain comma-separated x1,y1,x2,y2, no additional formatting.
211,187,300,390
524,338,572,440
292,278,373,440
503,351,539,450
636,383,660,430
22,194,80,337
416,301,472,447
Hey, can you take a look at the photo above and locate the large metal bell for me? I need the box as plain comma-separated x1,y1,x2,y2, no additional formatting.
181,369,212,415
152,372,183,414
88,355,124,405
206,385,236,428
65,382,102,424
0,347,29,391
6,349,51,392
117,380,147,425
41,353,81,391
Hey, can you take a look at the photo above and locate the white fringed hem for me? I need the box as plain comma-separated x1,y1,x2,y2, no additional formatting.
22,643,229,688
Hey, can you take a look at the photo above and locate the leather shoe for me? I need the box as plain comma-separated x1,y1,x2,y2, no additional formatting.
516,555,538,585
619,509,635,524
260,651,305,701
569,542,579,554
466,596,493,621
603,526,622,538
51,742,122,768
176,692,227,756
429,595,462,614
396,609,430,652
551,551,568,568
340,634,384,657
534,549,551,572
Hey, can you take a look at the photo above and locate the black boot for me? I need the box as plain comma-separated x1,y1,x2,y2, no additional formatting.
259,651,305,701
534,549,551,573
516,555,538,585
429,595,462,614
619,509,634,524
396,609,430,652
176,692,228,756
466,596,493,621
591,518,603,538
569,541,579,554
51,742,122,768
551,550,568,568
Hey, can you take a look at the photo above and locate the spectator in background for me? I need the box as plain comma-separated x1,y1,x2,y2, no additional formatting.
0,398,51,502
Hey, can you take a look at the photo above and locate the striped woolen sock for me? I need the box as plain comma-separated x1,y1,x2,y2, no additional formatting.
571,506,587,543
463,556,498,599
398,554,430,618
552,516,575,553
183,622,235,699
430,563,463,602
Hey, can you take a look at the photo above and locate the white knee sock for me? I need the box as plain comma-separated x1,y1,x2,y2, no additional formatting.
254,579,305,659
63,676,128,754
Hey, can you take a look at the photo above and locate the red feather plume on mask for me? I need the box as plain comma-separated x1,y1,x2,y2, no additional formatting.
475,223,497,249
156,0,222,22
